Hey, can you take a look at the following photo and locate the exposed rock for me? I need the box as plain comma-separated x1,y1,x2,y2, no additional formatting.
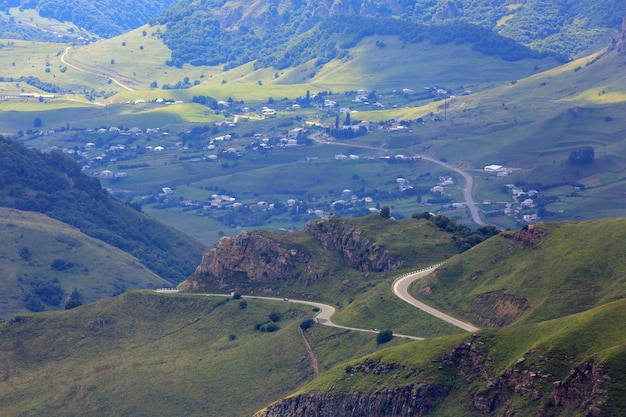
552,361,608,408
181,231,307,290
616,16,626,55
501,225,548,248
471,291,529,327
255,383,450,417
432,1,462,20
257,340,611,417
305,219,403,272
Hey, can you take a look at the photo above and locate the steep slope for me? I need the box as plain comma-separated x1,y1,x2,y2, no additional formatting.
153,0,626,69
155,11,556,69
0,291,385,417
411,219,626,327
257,298,626,417
0,137,205,284
0,0,178,38
0,207,169,318
181,215,463,302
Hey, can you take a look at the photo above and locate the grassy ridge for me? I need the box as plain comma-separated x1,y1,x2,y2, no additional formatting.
0,291,393,417
0,207,168,318
287,298,626,416
411,218,626,327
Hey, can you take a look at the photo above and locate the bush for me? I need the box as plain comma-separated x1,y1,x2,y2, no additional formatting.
568,146,595,165
269,311,282,322
300,319,315,330
238,300,248,309
376,329,394,344
65,299,83,309
51,258,73,271
264,323,280,332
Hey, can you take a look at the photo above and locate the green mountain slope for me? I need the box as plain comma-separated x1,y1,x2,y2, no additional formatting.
0,207,169,318
0,0,178,38
153,0,626,69
0,137,206,284
0,291,388,417
411,218,626,327
258,298,626,417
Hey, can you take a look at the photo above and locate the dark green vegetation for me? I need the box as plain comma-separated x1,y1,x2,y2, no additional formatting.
157,13,554,69
411,218,626,327
0,207,168,318
0,137,205,284
0,292,395,417
154,0,625,69
0,0,177,38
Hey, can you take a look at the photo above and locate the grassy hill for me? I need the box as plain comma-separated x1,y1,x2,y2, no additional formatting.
0,215,624,416
0,291,394,417
183,215,481,337
0,137,206,284
262,297,626,416
0,207,169,318
411,218,626,327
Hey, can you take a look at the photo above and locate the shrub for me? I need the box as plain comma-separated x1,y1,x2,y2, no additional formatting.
65,299,83,310
264,323,280,332
269,311,282,322
376,329,393,344
300,319,315,330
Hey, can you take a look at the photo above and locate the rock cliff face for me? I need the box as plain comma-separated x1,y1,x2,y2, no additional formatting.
616,15,626,55
180,231,307,291
255,383,449,417
257,340,610,417
182,218,403,292
305,219,403,272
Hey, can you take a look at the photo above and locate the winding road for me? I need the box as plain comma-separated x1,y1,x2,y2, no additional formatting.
309,135,485,226
157,262,478,340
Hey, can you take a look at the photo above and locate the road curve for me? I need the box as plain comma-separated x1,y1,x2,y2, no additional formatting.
157,291,424,341
416,155,484,226
308,135,484,227
60,47,135,92
392,265,479,332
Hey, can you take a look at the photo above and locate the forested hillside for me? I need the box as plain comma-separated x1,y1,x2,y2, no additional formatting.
0,0,178,38
156,13,556,70
153,0,626,69
0,136,205,284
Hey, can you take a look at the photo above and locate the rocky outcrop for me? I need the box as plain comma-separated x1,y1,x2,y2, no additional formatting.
470,291,529,327
257,338,612,417
255,383,450,417
181,231,307,290
616,16,626,55
552,361,608,408
432,1,462,20
305,219,403,272
501,225,547,248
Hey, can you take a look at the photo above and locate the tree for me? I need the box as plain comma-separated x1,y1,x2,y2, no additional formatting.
33,117,42,128
269,311,282,322
376,329,393,344
568,146,594,165
65,299,83,309
300,319,315,330
380,205,391,219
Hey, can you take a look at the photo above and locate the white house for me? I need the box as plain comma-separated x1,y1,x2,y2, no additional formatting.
484,164,504,173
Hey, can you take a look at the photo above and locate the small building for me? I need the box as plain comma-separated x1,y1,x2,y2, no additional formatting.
484,164,504,173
